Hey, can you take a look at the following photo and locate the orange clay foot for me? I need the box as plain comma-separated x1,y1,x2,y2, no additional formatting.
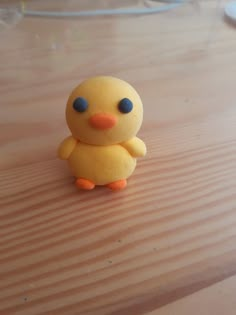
76,178,95,190
107,179,127,191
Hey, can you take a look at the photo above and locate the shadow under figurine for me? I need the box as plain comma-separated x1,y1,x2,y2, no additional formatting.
58,76,146,191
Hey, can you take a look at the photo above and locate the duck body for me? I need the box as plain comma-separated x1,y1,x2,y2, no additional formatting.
68,142,136,185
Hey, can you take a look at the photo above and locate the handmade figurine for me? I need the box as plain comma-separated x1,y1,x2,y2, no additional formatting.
58,76,146,191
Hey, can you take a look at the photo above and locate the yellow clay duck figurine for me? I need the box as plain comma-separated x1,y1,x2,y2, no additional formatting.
58,76,146,191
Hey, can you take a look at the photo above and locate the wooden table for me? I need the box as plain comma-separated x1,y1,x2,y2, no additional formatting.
1,1,236,314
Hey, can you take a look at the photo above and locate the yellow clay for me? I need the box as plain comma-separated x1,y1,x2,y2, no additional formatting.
58,76,147,190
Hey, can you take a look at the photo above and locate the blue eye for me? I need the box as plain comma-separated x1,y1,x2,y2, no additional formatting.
73,97,88,112
118,98,133,113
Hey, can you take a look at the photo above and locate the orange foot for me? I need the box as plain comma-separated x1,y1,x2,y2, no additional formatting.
76,178,95,190
107,179,127,192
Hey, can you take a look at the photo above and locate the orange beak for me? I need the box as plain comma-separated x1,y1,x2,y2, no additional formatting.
89,113,117,130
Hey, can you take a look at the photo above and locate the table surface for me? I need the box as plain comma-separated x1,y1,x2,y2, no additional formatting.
1,0,236,314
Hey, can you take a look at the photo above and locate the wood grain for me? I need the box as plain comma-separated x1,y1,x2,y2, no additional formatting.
1,0,236,314
148,275,236,315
